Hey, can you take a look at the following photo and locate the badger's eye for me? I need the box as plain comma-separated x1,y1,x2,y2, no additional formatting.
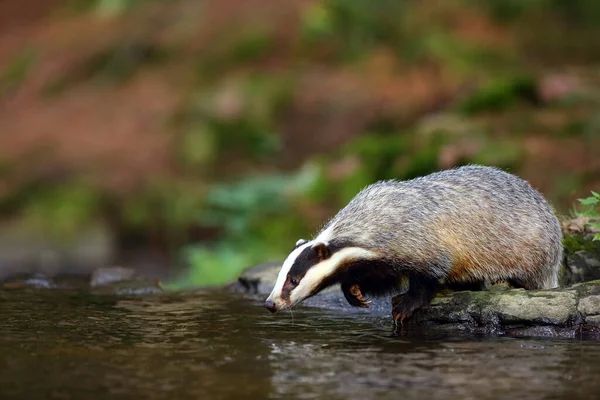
290,278,299,286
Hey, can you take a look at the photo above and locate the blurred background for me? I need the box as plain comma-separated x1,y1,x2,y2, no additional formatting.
0,0,599,287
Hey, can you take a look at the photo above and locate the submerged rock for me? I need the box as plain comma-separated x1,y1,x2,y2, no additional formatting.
233,261,600,337
0,267,163,295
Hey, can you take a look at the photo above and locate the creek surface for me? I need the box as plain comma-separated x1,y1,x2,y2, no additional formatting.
1,288,599,400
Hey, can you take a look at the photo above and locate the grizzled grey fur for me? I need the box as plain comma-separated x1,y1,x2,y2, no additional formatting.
319,165,562,289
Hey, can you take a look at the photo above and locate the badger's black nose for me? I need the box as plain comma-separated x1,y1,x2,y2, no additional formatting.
264,299,277,313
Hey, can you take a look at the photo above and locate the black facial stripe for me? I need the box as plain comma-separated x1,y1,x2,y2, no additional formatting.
289,246,321,279
287,238,356,282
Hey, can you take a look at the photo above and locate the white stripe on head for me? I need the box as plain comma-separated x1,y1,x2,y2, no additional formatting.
266,241,313,303
289,247,377,306
316,225,334,242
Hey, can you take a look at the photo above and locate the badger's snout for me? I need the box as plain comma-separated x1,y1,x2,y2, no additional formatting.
264,299,277,313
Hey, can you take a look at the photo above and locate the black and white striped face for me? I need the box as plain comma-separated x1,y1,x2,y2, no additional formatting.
264,236,377,313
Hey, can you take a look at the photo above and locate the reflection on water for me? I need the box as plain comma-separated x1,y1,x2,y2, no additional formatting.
1,288,599,400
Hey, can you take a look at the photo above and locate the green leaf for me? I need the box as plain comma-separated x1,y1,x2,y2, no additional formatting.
579,196,599,206
578,210,600,218
588,222,600,230
592,191,600,199
593,233,600,241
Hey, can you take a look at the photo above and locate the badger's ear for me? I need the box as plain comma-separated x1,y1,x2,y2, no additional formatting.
295,238,308,248
311,241,330,260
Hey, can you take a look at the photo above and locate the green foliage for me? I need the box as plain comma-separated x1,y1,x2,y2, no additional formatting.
171,166,320,287
199,165,317,240
196,28,277,78
576,191,600,241
120,180,206,246
343,133,407,178
477,0,545,22
69,0,151,16
19,184,101,241
176,123,218,169
170,243,265,288
459,75,537,114
181,74,291,165
301,0,411,60
0,49,36,95
471,139,523,170
44,42,166,95
477,0,600,25
228,30,275,64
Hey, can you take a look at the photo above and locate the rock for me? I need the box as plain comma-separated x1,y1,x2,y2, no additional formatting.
564,250,600,286
89,266,163,295
416,289,578,328
0,272,91,290
233,261,600,336
2,273,60,289
0,223,115,280
537,73,584,104
561,217,600,286
90,267,137,287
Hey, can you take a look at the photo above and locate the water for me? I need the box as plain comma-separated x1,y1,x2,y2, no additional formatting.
1,288,599,400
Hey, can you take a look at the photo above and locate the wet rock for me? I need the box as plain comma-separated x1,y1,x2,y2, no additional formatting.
233,262,600,336
416,289,578,328
0,272,92,290
1,273,57,289
89,266,163,295
564,251,600,285
561,217,600,286
90,267,137,287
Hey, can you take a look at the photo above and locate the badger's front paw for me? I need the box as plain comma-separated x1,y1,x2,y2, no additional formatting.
391,293,417,326
341,283,372,308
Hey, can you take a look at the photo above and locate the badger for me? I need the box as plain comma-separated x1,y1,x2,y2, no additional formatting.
264,165,563,324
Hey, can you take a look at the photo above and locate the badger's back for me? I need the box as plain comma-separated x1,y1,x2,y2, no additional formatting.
317,165,562,289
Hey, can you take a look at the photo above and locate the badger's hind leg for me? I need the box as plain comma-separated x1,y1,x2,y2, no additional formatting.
341,282,372,308
392,275,438,326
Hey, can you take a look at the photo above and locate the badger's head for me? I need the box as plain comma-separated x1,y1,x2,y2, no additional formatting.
264,237,376,313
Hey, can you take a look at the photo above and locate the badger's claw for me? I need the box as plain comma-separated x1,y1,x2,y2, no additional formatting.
391,293,420,328
342,283,372,308
391,276,438,329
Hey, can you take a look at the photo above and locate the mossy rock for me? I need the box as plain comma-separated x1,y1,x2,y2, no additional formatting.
233,261,600,337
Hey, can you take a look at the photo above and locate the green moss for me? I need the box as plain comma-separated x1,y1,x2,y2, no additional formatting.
563,233,600,254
